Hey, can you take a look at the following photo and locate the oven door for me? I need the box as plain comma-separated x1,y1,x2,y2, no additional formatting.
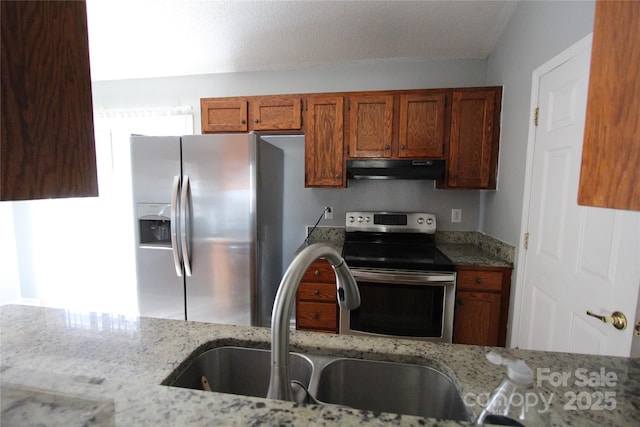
339,268,456,343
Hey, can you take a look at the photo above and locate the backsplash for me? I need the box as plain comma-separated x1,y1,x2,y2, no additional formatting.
305,226,345,243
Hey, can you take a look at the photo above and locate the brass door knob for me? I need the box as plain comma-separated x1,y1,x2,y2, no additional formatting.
586,310,628,330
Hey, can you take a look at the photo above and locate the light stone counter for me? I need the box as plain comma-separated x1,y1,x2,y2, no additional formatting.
1,304,638,426
305,226,515,268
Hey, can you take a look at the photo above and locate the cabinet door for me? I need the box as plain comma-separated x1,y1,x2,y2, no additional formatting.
1,0,97,200
251,97,302,131
453,291,501,346
201,99,248,132
578,0,640,210
448,89,499,189
305,96,345,187
348,95,393,158
398,93,446,158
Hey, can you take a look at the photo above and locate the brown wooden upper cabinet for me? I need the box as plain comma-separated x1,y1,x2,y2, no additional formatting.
201,96,302,133
445,87,502,189
578,0,640,211
347,91,448,159
304,95,345,187
1,0,98,201
348,95,394,158
200,86,501,190
251,97,302,131
398,92,447,158
201,99,249,132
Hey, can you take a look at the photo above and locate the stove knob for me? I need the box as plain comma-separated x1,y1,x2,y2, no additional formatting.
357,216,364,223
348,216,355,223
426,217,434,225
417,217,424,224
365,216,371,223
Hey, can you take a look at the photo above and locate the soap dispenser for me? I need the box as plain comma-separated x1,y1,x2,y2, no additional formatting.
476,352,534,426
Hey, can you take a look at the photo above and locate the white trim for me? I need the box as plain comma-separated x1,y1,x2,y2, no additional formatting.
511,33,593,349
94,106,194,119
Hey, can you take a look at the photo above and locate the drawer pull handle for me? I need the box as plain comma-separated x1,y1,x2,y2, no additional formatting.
314,289,320,296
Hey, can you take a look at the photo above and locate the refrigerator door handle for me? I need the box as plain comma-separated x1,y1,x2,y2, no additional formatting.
171,175,184,277
180,174,193,276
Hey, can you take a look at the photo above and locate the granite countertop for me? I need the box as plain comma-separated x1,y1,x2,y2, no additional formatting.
437,243,512,268
306,226,515,268
1,304,638,426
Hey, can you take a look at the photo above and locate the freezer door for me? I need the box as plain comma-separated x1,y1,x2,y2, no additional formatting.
131,136,185,320
181,134,257,325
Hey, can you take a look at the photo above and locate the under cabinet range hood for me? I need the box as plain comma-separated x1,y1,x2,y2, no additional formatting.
346,159,446,180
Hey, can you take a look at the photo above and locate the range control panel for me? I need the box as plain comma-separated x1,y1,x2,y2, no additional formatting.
345,212,436,234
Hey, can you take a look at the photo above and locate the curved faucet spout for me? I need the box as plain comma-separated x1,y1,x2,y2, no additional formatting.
267,243,360,401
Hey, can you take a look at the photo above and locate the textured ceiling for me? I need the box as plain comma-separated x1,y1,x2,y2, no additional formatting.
86,0,518,81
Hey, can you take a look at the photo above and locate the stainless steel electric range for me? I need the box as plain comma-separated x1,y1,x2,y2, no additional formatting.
340,212,456,343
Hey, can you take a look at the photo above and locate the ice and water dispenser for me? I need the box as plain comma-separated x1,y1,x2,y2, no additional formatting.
137,203,172,247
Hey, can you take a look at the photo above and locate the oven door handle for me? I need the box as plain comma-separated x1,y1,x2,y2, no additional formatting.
349,268,455,285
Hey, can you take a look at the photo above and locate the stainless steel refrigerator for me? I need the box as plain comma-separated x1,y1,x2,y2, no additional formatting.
130,133,283,327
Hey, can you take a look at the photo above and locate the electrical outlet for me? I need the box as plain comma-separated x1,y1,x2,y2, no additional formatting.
451,209,462,223
324,207,333,220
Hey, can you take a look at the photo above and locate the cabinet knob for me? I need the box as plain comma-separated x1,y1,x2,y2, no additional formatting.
335,174,341,179
314,270,320,276
240,119,246,124
253,118,259,123
314,289,320,296
385,145,390,150
313,313,320,320
476,278,484,285
401,144,406,149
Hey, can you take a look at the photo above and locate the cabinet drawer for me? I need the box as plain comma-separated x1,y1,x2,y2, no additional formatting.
297,282,336,302
296,301,337,330
302,260,336,283
457,270,503,292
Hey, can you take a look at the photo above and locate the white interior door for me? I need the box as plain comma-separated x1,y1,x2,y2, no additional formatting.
518,35,640,357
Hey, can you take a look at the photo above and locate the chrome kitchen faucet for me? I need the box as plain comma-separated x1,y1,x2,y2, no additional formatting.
267,243,360,402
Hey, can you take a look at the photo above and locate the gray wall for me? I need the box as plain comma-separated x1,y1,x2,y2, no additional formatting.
92,59,489,268
483,0,596,246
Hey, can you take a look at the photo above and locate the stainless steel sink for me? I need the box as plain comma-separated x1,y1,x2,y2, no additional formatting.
167,346,470,422
169,346,313,398
312,358,470,421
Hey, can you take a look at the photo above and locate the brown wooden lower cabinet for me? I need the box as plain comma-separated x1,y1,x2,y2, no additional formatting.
295,260,339,334
453,266,512,347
